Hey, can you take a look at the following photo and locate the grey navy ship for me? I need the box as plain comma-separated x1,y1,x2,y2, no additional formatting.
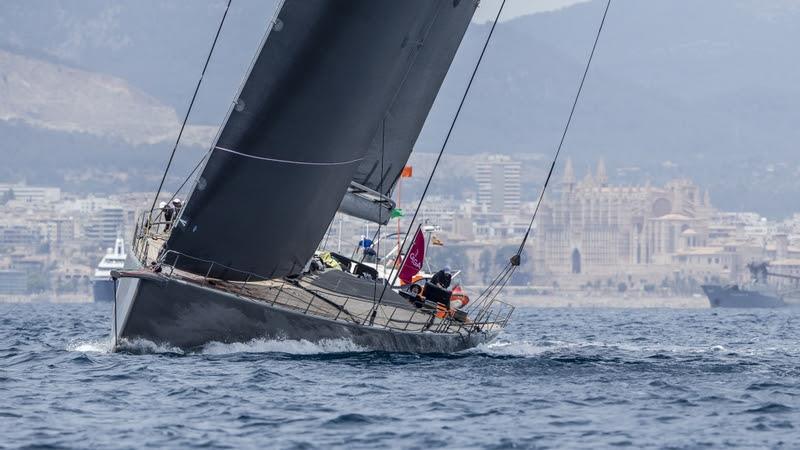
702,262,800,308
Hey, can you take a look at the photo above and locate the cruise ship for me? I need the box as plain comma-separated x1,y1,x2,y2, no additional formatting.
92,237,126,302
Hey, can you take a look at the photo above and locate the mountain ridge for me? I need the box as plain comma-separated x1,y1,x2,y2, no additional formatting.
1,0,799,216
0,49,216,147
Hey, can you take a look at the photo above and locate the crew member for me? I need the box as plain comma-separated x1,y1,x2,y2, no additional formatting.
430,266,452,289
162,201,175,231
363,245,377,262
172,197,183,216
157,202,167,231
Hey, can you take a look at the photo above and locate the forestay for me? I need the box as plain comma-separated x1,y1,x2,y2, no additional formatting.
339,0,477,224
167,0,467,280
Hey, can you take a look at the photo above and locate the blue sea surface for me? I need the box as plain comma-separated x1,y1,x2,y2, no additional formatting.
1,302,799,449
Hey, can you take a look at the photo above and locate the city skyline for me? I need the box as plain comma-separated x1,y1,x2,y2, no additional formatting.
4,152,800,300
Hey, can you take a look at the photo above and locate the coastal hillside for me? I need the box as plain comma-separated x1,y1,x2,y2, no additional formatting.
1,0,799,215
0,49,215,147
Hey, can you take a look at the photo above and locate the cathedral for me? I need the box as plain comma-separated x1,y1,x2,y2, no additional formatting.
534,160,713,277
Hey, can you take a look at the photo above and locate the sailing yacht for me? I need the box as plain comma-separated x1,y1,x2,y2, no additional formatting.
92,236,126,302
112,1,513,352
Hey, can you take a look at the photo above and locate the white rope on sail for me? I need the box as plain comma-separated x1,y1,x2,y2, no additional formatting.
214,146,364,166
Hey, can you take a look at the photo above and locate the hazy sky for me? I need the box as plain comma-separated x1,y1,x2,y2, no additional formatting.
473,0,591,22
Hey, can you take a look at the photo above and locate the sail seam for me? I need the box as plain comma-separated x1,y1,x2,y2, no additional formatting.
214,146,363,166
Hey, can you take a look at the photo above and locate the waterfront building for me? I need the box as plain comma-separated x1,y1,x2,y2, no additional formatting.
671,245,738,282
534,159,714,277
0,224,43,248
476,155,521,213
39,218,78,245
0,184,61,204
84,207,126,247
769,258,800,289
0,270,27,295
414,196,459,233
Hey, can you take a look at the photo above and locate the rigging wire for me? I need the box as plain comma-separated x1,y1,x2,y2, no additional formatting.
167,149,212,208
371,117,387,306
147,0,233,217
514,0,612,258
370,0,509,312
390,0,508,287
357,119,386,269
473,0,612,312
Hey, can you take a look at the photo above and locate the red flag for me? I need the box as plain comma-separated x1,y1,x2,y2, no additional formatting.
398,228,425,284
400,166,413,178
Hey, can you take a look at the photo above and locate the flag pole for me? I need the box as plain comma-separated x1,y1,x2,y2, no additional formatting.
396,165,412,258
397,177,402,255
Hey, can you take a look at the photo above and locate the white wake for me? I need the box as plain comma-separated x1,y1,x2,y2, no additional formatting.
201,338,366,355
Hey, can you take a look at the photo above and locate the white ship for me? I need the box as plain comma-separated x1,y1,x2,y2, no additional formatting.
92,237,126,302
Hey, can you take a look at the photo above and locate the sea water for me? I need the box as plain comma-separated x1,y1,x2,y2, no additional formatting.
2,302,799,448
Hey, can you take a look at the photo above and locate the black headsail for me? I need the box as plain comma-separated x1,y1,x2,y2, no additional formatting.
338,0,477,224
166,0,477,280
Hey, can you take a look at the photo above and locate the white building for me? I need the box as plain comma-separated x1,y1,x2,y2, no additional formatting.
84,208,126,246
535,159,714,276
0,184,61,204
0,270,27,295
475,155,521,213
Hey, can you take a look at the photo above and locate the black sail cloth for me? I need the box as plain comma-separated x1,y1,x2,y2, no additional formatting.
166,0,477,280
342,0,476,224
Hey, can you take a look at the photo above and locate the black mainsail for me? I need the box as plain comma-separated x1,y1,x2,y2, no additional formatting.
167,1,477,280
338,1,477,224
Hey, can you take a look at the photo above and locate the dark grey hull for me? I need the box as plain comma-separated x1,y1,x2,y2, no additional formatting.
113,274,496,353
93,279,115,302
702,284,786,308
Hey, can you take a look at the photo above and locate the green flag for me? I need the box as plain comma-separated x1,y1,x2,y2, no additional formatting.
390,208,404,218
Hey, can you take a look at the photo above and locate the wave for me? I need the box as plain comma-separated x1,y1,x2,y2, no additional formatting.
66,338,185,355
470,338,739,358
117,338,185,355
743,403,794,414
65,338,114,354
65,336,367,356
467,340,578,357
65,335,741,359
201,338,367,355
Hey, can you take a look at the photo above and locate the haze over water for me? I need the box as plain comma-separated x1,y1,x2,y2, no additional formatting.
2,302,799,448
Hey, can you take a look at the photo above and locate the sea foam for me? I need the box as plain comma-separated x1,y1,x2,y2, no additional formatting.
201,337,366,355
66,338,114,354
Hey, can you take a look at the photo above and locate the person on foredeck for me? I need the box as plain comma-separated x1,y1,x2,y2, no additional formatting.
172,198,183,216
430,266,452,290
162,201,175,232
